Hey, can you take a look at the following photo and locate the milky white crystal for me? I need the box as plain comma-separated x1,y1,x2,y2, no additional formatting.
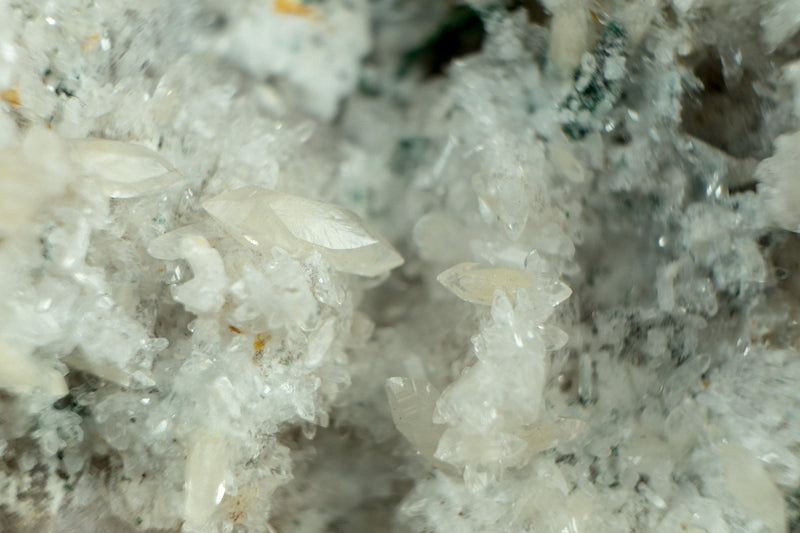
71,138,181,198
386,378,445,464
184,431,229,530
203,186,403,276
149,228,227,315
437,262,570,307
437,263,532,305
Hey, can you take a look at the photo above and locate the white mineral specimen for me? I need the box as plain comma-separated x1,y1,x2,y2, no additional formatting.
203,186,404,276
184,431,229,530
1,0,799,532
385,378,445,464
71,138,182,198
437,262,571,306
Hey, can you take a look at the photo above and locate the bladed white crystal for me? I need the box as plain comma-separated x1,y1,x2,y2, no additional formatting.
386,377,445,463
437,262,533,305
185,431,228,529
203,186,403,276
71,138,181,198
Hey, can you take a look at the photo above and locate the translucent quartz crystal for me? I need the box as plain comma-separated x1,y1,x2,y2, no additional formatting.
70,138,182,198
203,186,403,276
229,252,318,330
474,172,531,240
385,378,445,463
435,356,545,430
62,303,163,387
437,262,570,306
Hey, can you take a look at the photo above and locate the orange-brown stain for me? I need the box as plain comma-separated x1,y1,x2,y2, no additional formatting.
1,89,20,106
82,34,99,51
273,0,314,17
229,498,244,522
253,333,271,352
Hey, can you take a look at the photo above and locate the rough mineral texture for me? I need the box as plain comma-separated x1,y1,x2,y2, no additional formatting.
1,0,800,532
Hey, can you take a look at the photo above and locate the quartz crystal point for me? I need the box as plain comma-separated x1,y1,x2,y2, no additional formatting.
203,186,404,276
71,138,181,198
437,262,571,306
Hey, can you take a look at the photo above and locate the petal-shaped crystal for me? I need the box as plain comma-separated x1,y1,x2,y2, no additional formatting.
386,377,444,462
203,186,403,276
185,431,228,528
71,138,181,198
437,262,533,305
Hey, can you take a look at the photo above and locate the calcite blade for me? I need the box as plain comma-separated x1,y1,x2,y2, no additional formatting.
386,377,445,463
436,262,533,305
71,138,181,198
268,194,379,250
203,186,403,276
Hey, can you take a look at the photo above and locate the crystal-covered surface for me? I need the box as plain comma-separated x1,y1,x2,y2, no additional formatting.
0,1,799,532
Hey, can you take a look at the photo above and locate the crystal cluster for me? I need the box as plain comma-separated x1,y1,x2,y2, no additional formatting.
2,0,800,532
